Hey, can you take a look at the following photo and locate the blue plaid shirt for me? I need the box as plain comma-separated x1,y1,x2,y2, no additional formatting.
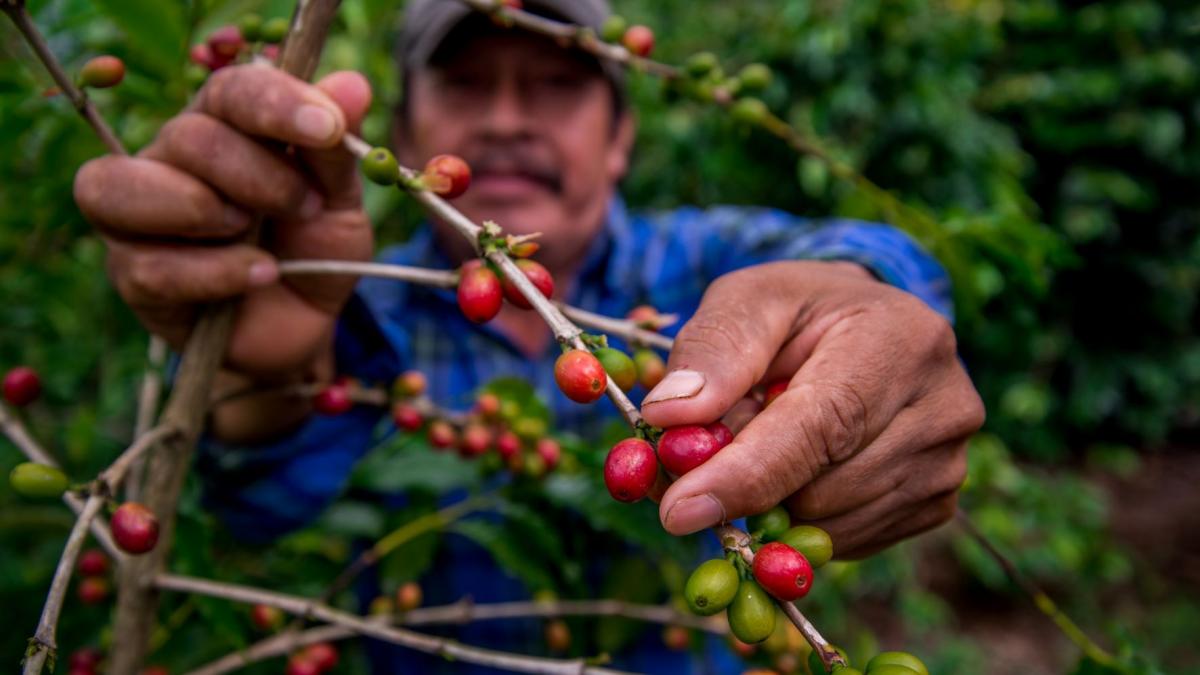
197,197,951,673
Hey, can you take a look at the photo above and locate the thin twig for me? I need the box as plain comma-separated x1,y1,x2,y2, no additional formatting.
0,403,120,557
22,424,177,675
188,597,721,675
156,573,634,675
955,509,1120,668
0,3,126,155
127,336,168,502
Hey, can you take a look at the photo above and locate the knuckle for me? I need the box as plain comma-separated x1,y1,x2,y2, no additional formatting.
804,381,868,463
126,253,173,303
921,310,959,362
159,113,222,166
940,447,969,493
673,313,747,366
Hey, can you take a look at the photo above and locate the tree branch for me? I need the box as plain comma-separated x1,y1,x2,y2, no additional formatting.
127,336,168,502
23,425,178,675
188,598,721,675
0,3,126,155
156,573,634,675
0,403,120,557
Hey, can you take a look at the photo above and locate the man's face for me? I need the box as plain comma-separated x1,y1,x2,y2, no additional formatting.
398,28,634,271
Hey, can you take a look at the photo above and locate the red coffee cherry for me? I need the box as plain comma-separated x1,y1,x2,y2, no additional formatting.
79,56,125,89
392,403,423,431
622,25,655,57
206,25,245,61
285,655,321,675
302,642,338,671
604,438,658,502
662,625,691,651
189,43,213,67
427,420,457,449
495,430,521,460
423,154,472,199
536,438,561,470
69,648,102,670
250,603,283,632
544,619,571,652
457,261,503,323
658,425,721,476
502,259,554,309
393,369,427,398
313,384,352,415
77,549,109,577
396,581,423,611
459,423,493,457
260,44,280,62
110,502,160,555
554,349,607,403
77,576,109,605
751,542,814,601
626,305,660,330
3,366,42,406
705,421,734,449
764,379,789,406
475,392,501,419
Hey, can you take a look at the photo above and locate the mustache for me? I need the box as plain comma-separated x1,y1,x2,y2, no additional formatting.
465,146,563,194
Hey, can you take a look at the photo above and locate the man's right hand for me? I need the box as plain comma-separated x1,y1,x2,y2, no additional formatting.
74,65,374,380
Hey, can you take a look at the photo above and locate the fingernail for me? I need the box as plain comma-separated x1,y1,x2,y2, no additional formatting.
294,104,338,143
663,493,725,534
299,190,323,220
247,261,278,287
223,205,251,231
643,369,705,405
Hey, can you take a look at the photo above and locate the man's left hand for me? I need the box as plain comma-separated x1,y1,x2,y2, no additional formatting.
640,260,985,558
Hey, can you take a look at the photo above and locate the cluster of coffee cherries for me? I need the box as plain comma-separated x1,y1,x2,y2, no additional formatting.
367,580,424,619
360,146,472,201
75,548,110,606
664,50,775,126
597,13,655,57
63,647,167,675
187,14,289,76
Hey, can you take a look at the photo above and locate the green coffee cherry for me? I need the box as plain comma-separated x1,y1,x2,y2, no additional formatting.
730,97,769,125
685,52,719,78
683,558,739,616
726,578,776,644
833,669,863,675
600,15,627,43
593,347,637,392
746,505,790,541
865,652,927,675
737,63,772,92
778,525,833,568
809,645,851,675
239,14,263,42
362,147,400,186
10,462,69,499
261,17,289,44
865,666,919,675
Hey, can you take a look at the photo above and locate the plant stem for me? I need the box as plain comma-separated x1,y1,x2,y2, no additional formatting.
187,598,721,675
955,509,1120,669
127,336,168,502
0,3,126,155
22,425,177,675
156,573,635,675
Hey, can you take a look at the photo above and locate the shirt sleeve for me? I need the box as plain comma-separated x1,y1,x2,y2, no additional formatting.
683,206,955,321
194,294,402,544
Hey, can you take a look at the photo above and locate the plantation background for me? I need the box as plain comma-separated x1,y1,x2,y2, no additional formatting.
1,0,1198,673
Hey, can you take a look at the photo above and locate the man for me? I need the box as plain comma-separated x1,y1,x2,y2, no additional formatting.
73,0,983,670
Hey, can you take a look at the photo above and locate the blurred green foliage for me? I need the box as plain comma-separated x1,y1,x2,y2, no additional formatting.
1,0,1198,673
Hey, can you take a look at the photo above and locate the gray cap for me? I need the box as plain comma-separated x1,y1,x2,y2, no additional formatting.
398,0,624,91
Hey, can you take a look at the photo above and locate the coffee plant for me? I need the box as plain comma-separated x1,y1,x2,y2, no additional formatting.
2,0,1192,673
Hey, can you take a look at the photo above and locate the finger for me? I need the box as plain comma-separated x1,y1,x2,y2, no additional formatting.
297,70,373,211
143,112,322,220
786,375,980,520
194,64,346,149
270,208,374,314
720,396,762,435
787,438,967,522
75,156,253,240
105,240,278,312
640,266,803,428
657,317,918,535
825,491,959,560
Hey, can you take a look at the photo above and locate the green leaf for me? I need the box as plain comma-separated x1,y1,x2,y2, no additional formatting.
449,519,555,591
351,443,481,495
93,0,187,78
316,501,387,539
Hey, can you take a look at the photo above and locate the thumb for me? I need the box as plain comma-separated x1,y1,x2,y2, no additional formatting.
298,70,373,211
640,269,797,428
